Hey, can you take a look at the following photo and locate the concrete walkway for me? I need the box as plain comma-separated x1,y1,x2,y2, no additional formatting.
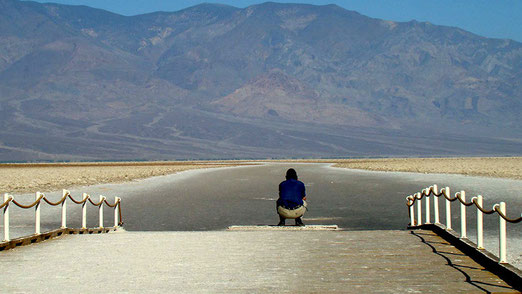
0,229,516,293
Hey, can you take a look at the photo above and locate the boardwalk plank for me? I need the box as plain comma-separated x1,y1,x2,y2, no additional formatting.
0,230,517,293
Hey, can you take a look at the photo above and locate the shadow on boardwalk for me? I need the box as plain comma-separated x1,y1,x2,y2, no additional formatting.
411,231,517,293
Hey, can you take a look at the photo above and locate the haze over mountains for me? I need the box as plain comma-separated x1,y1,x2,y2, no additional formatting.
0,0,521,161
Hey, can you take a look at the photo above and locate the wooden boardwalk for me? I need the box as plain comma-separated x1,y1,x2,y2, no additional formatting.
0,229,518,293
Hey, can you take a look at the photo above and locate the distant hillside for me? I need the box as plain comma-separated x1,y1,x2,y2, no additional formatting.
0,0,521,161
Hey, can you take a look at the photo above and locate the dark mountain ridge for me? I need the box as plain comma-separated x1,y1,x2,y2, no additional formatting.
0,0,521,161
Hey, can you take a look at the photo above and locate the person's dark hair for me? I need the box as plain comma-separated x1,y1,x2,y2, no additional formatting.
285,168,298,180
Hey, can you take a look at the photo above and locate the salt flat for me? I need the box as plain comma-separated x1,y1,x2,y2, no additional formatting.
4,162,522,269
1,157,521,195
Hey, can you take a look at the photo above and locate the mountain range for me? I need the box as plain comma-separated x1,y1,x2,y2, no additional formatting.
0,0,521,161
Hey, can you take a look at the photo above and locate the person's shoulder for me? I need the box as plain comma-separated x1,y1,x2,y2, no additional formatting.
297,180,305,186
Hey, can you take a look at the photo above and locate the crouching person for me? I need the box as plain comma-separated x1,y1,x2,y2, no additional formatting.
277,168,307,226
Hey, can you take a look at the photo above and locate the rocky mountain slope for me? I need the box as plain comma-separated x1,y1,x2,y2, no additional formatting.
0,0,521,160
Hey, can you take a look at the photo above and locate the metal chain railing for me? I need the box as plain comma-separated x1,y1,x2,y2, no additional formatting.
0,196,12,209
88,197,105,206
494,206,522,223
42,194,68,206
406,184,521,264
11,194,44,209
1,190,122,243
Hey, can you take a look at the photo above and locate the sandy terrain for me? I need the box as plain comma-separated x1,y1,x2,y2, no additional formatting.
264,157,522,180
0,161,248,194
329,157,522,180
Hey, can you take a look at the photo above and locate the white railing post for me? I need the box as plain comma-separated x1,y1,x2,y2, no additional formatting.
409,197,415,226
425,191,431,224
99,195,104,228
3,193,10,242
445,187,452,230
499,202,507,263
82,193,88,229
416,193,422,226
61,189,67,228
476,196,484,249
114,197,120,227
433,185,440,224
460,191,466,238
35,192,41,235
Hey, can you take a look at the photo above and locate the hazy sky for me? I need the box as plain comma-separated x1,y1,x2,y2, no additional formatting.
28,0,522,42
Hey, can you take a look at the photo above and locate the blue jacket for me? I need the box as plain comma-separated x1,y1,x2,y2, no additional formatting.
278,179,306,209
